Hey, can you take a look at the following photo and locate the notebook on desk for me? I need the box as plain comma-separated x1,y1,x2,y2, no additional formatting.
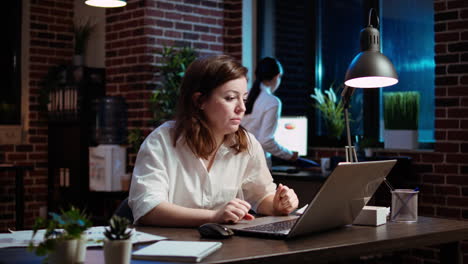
229,160,397,239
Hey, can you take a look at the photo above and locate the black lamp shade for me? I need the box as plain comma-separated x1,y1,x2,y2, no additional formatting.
344,50,398,88
344,21,398,88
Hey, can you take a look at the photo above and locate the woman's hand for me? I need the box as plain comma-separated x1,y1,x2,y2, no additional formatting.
273,184,299,215
212,198,255,224
290,151,299,161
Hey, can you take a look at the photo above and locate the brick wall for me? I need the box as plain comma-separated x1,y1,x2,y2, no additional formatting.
0,0,74,231
274,0,315,116
105,0,242,165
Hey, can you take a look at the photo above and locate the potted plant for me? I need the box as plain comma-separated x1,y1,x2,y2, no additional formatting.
103,215,133,264
358,137,383,157
383,91,420,149
150,46,197,126
310,83,346,140
28,207,92,264
73,19,96,66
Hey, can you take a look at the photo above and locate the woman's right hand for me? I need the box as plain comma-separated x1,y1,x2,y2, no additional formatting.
290,151,299,161
212,198,255,224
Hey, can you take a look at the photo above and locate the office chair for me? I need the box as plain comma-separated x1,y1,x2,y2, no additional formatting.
114,197,134,223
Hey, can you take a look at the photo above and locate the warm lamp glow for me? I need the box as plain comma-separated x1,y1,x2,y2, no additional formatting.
344,76,398,88
85,0,126,8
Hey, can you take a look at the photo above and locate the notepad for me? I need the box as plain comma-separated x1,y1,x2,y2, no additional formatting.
132,240,222,262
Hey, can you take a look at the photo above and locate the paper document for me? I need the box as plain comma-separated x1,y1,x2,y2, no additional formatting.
0,226,166,248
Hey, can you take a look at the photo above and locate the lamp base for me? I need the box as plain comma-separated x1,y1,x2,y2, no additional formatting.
345,146,358,162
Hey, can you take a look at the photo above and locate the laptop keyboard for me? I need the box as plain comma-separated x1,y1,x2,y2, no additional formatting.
243,219,296,232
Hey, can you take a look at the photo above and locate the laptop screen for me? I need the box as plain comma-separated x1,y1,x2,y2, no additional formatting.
275,116,308,156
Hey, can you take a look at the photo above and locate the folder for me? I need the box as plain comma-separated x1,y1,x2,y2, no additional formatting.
132,240,222,262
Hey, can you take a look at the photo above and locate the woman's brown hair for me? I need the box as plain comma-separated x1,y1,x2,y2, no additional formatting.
173,55,249,159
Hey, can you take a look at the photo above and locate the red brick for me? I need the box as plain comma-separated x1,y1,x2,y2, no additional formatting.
435,130,447,140
434,1,446,11
422,174,445,184
435,108,447,118
435,185,460,195
435,43,447,54
447,153,468,163
435,142,459,152
448,131,468,141
448,0,468,9
462,120,468,129
448,20,468,30
435,119,459,129
448,86,468,96
6,153,27,161
421,194,446,205
448,175,468,185
435,164,458,173
448,196,468,207
437,207,461,218
175,22,192,30
435,32,459,43
183,14,201,23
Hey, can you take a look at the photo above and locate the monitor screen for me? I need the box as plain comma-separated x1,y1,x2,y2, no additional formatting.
275,116,308,156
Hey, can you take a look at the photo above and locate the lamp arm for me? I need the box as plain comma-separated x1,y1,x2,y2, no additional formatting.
341,85,355,109
341,85,358,162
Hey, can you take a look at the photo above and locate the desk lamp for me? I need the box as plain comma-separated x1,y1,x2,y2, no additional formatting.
85,0,127,8
342,8,398,162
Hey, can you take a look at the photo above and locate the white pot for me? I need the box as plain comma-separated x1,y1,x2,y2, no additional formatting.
48,235,87,264
364,148,373,157
103,239,132,264
384,129,418,150
76,235,88,263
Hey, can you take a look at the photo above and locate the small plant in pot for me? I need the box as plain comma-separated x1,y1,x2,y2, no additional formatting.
103,215,133,264
310,82,346,140
383,91,420,149
359,137,383,157
28,207,92,264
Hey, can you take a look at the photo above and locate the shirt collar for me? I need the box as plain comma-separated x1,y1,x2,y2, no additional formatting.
260,82,273,95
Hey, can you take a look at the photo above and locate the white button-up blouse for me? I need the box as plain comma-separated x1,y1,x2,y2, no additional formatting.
128,121,277,224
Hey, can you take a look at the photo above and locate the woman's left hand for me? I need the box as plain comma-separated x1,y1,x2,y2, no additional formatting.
273,183,299,215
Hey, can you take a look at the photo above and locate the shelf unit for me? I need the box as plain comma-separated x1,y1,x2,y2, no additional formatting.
47,66,126,224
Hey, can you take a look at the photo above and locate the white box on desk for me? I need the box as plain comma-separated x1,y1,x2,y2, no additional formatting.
89,144,126,191
353,206,390,226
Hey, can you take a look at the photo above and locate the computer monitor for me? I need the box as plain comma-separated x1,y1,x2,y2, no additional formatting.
275,116,308,156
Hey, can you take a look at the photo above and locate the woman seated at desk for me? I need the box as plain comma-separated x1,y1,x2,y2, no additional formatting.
129,55,299,227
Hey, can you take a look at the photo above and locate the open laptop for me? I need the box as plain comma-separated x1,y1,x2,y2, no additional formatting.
229,160,396,239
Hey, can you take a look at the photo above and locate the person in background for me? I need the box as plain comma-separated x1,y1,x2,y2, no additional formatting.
242,57,298,169
129,55,299,227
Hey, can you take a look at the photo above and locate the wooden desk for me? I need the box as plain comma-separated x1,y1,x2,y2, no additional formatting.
2,217,467,263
